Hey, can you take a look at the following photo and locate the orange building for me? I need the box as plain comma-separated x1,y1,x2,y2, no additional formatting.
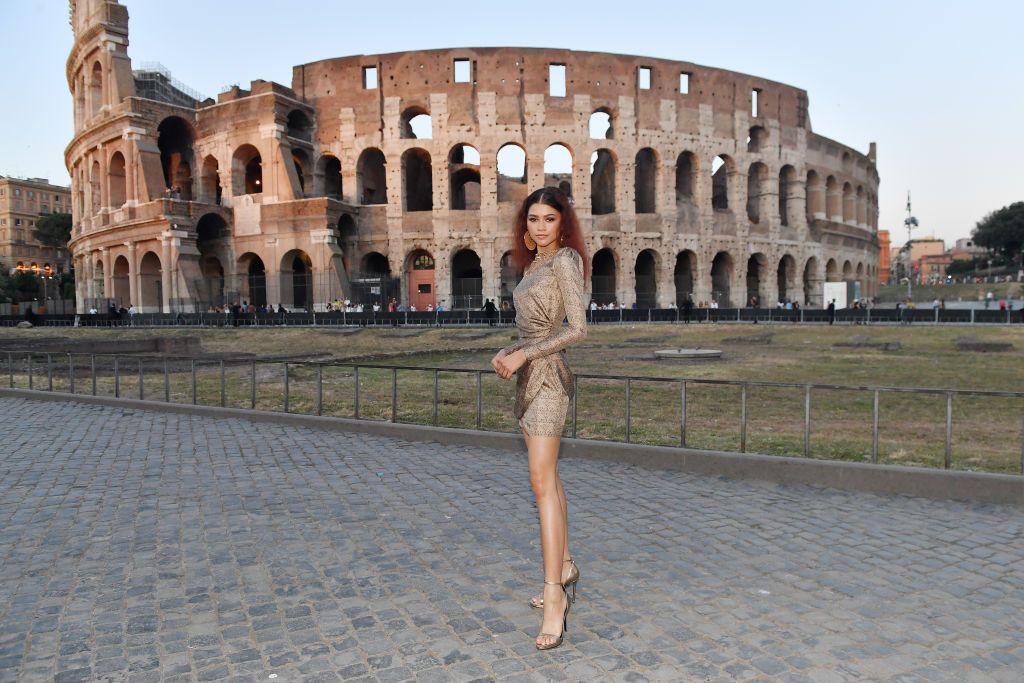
877,230,890,285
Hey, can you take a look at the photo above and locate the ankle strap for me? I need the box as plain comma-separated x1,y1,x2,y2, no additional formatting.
543,580,562,586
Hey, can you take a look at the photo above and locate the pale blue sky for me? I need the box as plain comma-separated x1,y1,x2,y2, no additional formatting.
1,0,1022,246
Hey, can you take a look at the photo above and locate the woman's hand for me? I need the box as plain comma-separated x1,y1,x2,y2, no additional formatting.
492,349,527,380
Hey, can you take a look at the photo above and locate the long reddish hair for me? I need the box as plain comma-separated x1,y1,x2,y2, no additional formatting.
511,187,589,278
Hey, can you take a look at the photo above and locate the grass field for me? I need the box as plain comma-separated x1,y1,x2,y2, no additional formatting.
2,323,1022,473
877,281,1022,303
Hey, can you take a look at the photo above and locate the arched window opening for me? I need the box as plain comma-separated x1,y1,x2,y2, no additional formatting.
803,257,819,306
746,162,767,223
292,149,311,196
589,109,612,140
451,249,483,309
320,155,342,199
842,260,853,281
711,156,730,210
499,251,523,305
497,144,527,204
449,144,481,210
747,126,767,153
242,255,267,308
777,254,796,303
674,250,696,305
634,148,657,214
400,107,432,139
405,250,434,311
543,144,573,196
842,182,854,223
139,252,162,311
112,255,130,307
201,156,221,205
157,117,195,200
232,145,262,195
108,152,126,208
855,186,866,225
280,250,313,310
711,251,732,307
826,175,840,219
806,170,823,220
591,248,616,305
590,149,615,215
825,258,840,282
357,148,387,205
402,148,433,212
89,61,103,117
286,110,313,142
746,253,767,307
675,152,696,204
635,250,657,308
779,165,796,226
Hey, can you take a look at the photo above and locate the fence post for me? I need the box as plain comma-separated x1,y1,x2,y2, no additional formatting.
354,366,360,419
740,383,748,453
250,360,256,409
46,353,53,392
571,375,578,438
625,378,632,443
475,371,483,429
971,308,975,324
803,385,811,457
392,367,398,423
164,358,170,403
316,364,323,416
191,360,197,405
68,353,75,394
800,308,804,324
283,363,290,413
945,392,953,469
680,381,687,448
91,355,96,396
433,369,439,426
113,357,119,398
871,390,880,464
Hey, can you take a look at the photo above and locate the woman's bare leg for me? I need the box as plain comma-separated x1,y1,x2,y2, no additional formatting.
526,432,572,607
526,432,568,647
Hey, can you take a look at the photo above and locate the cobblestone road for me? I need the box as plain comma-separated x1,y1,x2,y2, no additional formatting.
0,397,1021,682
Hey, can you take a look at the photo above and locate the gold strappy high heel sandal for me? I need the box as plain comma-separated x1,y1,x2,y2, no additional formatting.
535,580,570,651
530,558,579,609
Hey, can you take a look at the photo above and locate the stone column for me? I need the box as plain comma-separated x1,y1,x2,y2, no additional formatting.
126,241,139,308
160,237,172,313
101,247,112,303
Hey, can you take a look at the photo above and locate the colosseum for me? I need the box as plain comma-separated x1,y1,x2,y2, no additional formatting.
66,0,879,314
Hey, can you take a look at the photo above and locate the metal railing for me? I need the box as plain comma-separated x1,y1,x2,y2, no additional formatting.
4,350,1023,475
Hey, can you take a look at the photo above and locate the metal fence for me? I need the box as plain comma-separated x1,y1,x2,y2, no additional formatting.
3,306,1024,328
4,350,1023,475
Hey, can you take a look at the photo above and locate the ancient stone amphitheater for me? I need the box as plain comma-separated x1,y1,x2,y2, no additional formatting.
67,0,879,313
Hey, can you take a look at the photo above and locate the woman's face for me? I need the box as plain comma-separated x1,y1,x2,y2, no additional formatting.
526,203,562,251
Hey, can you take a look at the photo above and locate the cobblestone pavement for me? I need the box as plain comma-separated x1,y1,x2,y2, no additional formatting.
0,398,1022,683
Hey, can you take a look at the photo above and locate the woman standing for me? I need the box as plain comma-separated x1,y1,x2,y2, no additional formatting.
491,187,588,651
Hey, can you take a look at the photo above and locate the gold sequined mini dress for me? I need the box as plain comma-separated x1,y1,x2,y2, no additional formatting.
504,247,587,437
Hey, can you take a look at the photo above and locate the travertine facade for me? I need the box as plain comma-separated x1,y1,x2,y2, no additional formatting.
0,176,71,275
67,0,879,313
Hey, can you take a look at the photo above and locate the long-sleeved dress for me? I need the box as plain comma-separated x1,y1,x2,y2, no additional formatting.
503,247,588,437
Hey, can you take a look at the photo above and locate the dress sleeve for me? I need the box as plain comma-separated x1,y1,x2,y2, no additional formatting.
519,248,588,361
500,338,527,355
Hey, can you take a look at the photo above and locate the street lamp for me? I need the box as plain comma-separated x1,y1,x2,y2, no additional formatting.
903,191,918,301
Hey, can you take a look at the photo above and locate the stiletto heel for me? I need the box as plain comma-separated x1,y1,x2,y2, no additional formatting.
536,581,570,650
530,558,579,608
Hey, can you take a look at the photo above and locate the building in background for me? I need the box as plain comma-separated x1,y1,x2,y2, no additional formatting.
0,176,72,275
877,229,890,285
950,237,987,262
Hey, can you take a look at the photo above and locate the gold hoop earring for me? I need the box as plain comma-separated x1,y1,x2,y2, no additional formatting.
523,232,536,251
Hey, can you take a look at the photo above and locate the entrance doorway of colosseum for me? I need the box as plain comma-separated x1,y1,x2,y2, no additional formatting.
711,252,732,307
635,250,657,308
451,250,482,309
157,117,194,200
139,252,162,312
746,253,767,307
280,251,313,310
357,149,387,205
591,249,616,306
402,149,433,212
499,251,522,307
674,250,696,305
777,255,797,304
803,257,819,306
497,144,527,204
450,145,481,210
112,255,130,307
196,214,229,304
406,250,435,311
237,255,267,308
200,256,224,308
544,144,573,197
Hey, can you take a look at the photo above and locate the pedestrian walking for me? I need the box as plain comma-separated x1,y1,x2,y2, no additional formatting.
491,187,587,651
827,299,836,325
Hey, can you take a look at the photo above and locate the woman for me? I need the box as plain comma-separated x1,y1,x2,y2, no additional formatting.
491,187,588,651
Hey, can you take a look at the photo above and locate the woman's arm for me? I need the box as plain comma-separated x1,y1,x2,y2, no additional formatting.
518,249,588,361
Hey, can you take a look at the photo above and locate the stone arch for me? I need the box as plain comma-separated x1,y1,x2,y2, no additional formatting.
803,256,819,306
779,165,797,227
280,249,313,310
711,155,734,210
356,148,387,205
112,254,130,306
634,148,658,214
449,144,481,210
497,143,527,204
400,106,432,139
856,262,865,286
711,251,733,307
499,250,523,305
286,109,313,141
232,144,262,195
591,248,617,305
777,254,797,303
157,116,195,199
138,251,162,311
635,249,658,308
825,258,840,282
746,252,768,306
806,170,823,219
291,148,312,196
405,249,434,310
842,182,854,223
89,60,102,117
826,175,840,219
201,155,221,204
746,162,768,223
402,148,433,212
674,250,697,305
237,253,266,308
108,151,126,208
589,108,613,139
543,143,573,196
675,151,697,204
590,149,616,215
842,260,854,281
855,185,866,225
451,249,483,308
318,155,342,199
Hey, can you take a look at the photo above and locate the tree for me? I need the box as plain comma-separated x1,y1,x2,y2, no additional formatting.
33,212,73,250
972,202,1024,259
